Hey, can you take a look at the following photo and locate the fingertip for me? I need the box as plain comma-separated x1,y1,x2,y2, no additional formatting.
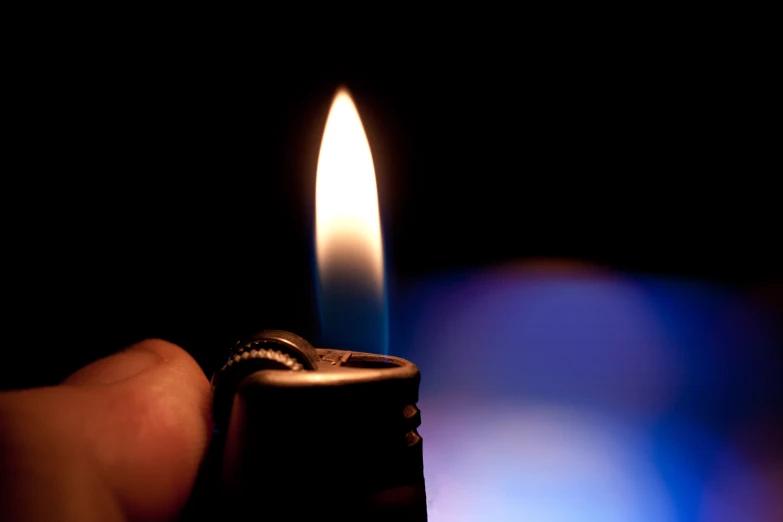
63,341,165,386
125,338,190,364
121,338,212,424
64,338,208,387
11,339,214,522
126,338,213,440
131,339,212,402
89,340,213,520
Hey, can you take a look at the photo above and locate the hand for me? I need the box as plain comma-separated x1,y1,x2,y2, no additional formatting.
0,339,212,522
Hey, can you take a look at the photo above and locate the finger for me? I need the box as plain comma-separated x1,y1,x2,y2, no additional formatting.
0,386,123,522
2,339,213,522
81,339,212,522
63,341,164,385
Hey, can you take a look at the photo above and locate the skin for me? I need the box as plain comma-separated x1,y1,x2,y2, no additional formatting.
0,339,212,522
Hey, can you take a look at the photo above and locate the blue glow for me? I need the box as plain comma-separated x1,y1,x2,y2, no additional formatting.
317,277,388,354
314,236,389,354
312,215,389,354
422,401,676,522
391,262,782,521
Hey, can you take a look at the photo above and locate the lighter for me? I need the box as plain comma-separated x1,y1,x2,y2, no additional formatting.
202,329,427,521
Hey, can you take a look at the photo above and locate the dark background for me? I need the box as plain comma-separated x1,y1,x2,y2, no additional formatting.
3,37,779,389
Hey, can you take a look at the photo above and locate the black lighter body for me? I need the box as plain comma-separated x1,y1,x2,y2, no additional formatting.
204,330,427,521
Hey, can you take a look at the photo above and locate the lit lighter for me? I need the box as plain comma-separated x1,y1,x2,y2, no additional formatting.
208,329,427,521
182,87,426,520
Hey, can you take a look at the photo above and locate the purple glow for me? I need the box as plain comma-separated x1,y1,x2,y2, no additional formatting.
391,261,782,521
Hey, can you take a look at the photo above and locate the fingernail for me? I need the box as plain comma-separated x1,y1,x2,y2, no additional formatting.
63,344,164,385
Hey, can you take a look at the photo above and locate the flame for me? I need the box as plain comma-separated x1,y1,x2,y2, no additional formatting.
316,88,384,296
315,87,387,353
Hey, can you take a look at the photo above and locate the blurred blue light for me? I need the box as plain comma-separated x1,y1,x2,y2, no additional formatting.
390,261,782,521
317,280,388,354
421,401,676,522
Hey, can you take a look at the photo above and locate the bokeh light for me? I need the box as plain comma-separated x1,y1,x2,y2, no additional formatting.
390,259,782,521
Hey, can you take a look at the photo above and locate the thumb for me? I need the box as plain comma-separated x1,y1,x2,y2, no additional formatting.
69,339,213,522
1,339,212,522
63,340,167,385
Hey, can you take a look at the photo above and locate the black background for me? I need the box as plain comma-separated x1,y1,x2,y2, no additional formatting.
3,31,779,389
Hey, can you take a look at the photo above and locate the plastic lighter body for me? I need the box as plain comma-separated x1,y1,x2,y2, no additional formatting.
207,330,427,521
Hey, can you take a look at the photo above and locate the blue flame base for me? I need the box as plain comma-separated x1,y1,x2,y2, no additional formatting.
317,281,388,355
